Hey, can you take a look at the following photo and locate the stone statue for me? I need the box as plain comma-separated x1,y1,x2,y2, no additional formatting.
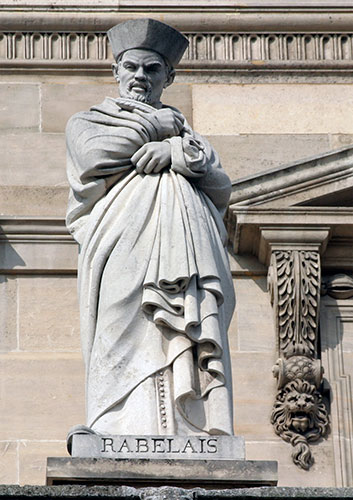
66,19,235,438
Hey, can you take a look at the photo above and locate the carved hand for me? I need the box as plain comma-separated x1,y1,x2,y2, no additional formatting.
131,141,172,174
118,99,184,139
153,108,184,139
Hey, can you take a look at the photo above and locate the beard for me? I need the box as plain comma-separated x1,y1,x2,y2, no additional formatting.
133,93,152,103
126,81,153,104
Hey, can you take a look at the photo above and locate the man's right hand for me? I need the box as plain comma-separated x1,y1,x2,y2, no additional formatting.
118,99,184,139
153,108,184,139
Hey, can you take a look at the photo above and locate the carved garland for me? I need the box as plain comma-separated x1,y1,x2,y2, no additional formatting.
268,250,329,470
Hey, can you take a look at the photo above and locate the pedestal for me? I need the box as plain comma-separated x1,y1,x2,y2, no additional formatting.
46,457,278,488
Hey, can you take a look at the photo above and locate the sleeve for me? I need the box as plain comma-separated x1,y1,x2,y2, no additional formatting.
65,109,154,243
167,127,232,215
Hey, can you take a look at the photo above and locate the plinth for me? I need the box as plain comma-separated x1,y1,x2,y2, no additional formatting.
46,457,277,488
46,434,277,488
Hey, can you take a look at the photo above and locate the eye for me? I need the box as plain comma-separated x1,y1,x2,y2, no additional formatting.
123,63,136,71
147,64,162,73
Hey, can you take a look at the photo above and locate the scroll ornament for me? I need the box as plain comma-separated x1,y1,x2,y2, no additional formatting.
268,250,329,470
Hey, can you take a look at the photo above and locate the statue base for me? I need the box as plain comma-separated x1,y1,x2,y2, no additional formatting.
46,457,278,488
70,434,246,461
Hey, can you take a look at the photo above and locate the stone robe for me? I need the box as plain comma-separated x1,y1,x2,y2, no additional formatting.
66,97,235,436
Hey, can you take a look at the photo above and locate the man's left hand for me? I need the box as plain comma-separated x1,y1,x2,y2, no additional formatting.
131,141,171,174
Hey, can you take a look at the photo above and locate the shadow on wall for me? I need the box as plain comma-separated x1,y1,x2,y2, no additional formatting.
0,226,26,281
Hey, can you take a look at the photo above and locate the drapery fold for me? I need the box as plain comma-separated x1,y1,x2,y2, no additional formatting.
66,97,235,435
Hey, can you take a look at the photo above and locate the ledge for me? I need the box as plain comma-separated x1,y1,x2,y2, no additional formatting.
227,207,353,268
2,485,353,499
0,217,77,274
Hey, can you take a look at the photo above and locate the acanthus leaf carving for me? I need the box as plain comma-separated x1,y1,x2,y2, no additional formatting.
268,250,320,358
268,249,329,469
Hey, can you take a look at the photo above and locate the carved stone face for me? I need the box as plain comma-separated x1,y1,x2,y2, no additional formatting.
114,49,170,108
284,390,315,432
271,378,329,470
271,379,328,439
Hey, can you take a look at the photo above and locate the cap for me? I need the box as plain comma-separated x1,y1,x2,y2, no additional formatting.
107,18,189,67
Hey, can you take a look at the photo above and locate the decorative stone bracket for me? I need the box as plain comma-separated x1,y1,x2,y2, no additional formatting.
264,228,330,470
227,206,353,470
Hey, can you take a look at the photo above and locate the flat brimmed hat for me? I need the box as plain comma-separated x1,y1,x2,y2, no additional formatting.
107,18,189,67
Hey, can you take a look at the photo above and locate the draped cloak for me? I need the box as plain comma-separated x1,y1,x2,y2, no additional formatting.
66,97,235,435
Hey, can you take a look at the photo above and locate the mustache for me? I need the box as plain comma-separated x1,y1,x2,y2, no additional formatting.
128,80,151,92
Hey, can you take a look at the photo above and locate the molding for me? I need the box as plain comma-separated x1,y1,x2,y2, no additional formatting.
3,13,353,31
320,299,353,486
259,227,330,264
2,10,353,73
226,207,353,268
0,217,77,274
230,146,353,207
0,217,71,241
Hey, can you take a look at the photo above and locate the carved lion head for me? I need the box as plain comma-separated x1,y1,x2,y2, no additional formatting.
270,379,329,469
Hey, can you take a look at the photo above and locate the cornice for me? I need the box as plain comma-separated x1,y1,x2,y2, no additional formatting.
2,7,353,75
2,1,353,15
230,146,353,207
227,207,353,269
2,11,353,31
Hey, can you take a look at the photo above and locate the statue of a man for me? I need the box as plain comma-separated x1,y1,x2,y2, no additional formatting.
66,19,235,437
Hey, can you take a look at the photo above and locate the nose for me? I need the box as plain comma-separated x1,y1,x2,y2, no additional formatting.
297,395,306,408
135,66,146,81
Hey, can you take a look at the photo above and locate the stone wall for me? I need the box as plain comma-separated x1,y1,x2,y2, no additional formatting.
1,0,352,487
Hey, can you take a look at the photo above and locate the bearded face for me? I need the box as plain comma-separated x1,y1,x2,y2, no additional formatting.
114,49,170,108
271,377,329,470
284,391,316,432
271,379,328,441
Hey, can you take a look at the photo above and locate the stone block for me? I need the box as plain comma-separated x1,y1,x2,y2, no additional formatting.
0,276,17,352
193,84,353,135
228,253,267,276
246,439,335,487
0,133,66,186
71,434,245,461
231,352,277,439
46,457,277,487
42,82,192,133
0,241,77,273
19,440,67,486
234,277,276,353
0,352,85,440
0,186,68,216
42,82,119,133
0,84,39,131
18,276,80,351
0,441,18,485
162,83,193,126
206,134,332,181
329,134,353,150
